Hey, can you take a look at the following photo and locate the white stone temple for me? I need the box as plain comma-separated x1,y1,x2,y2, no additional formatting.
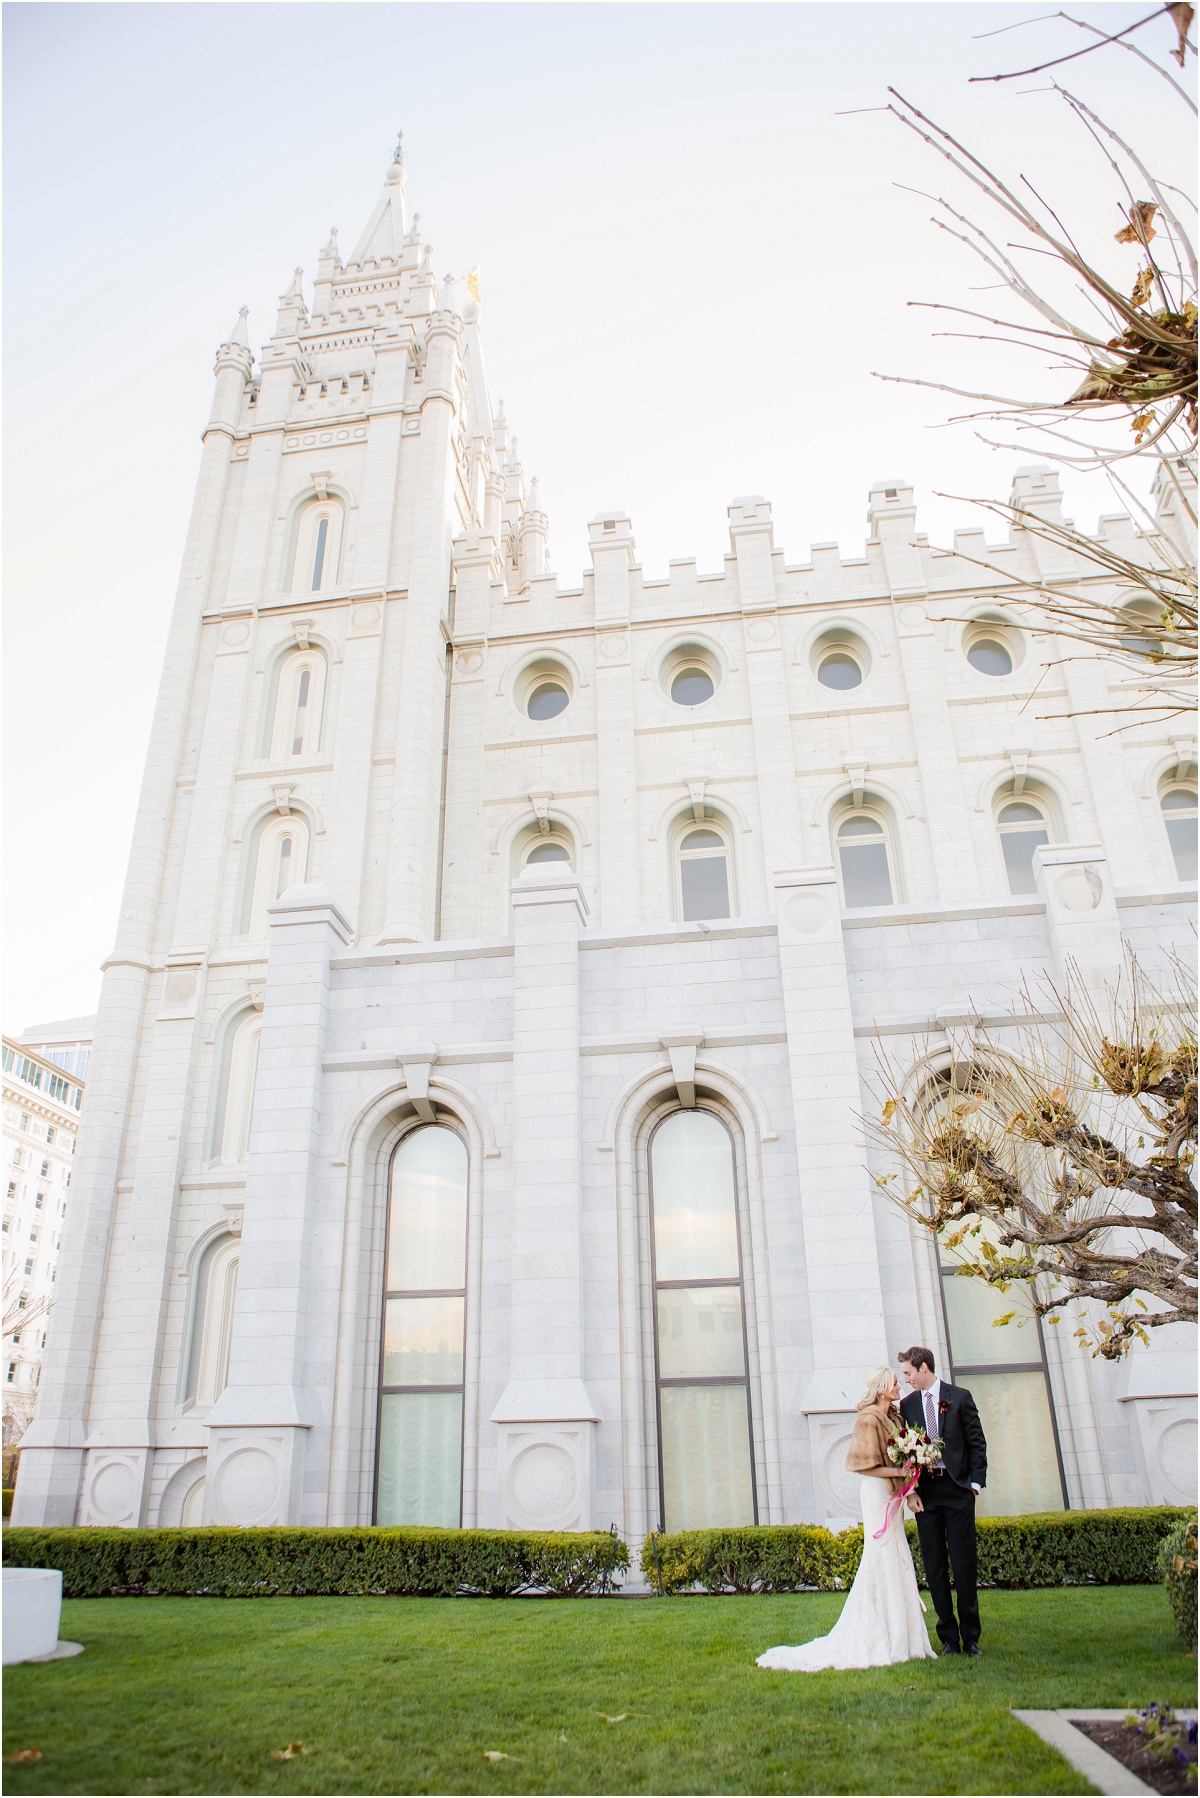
15,142,1196,1536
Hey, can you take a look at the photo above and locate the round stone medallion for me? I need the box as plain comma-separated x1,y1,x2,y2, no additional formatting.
747,618,776,644
456,649,483,675
823,1438,860,1514
165,970,196,1006
221,621,250,646
598,633,627,660
212,1448,280,1525
89,1460,137,1521
1054,868,1102,913
1157,1419,1198,1501
351,604,381,629
785,891,832,936
509,1443,578,1526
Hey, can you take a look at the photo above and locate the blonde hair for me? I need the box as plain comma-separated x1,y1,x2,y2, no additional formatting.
856,1365,898,1412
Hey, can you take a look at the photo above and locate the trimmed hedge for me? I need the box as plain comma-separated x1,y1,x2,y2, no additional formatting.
1157,1511,1198,1646
2,1526,629,1598
641,1507,1194,1594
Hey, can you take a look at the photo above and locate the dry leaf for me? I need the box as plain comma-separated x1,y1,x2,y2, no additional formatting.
1115,202,1158,246
5,1749,43,1765
270,1743,308,1761
881,1099,898,1124
483,1750,510,1762
1132,412,1155,443
600,1714,629,1724
1166,2,1194,65
1130,269,1154,308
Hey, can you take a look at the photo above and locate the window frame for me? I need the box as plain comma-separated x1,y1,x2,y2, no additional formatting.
922,1071,1068,1513
239,809,312,939
1158,777,1197,882
647,1107,759,1533
994,790,1054,896
832,800,899,909
372,1122,470,1529
673,815,735,923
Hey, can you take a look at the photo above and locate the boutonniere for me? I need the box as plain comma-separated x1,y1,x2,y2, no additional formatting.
938,1398,950,1415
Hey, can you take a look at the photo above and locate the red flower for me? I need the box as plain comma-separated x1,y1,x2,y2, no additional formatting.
938,1398,950,1414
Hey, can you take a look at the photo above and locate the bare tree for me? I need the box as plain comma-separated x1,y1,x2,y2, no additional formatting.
871,956,1197,1361
874,9,1196,708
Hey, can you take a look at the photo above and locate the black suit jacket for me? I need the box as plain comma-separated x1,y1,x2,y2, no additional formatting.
901,1382,987,1490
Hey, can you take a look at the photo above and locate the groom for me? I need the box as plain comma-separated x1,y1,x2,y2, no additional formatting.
898,1346,988,1657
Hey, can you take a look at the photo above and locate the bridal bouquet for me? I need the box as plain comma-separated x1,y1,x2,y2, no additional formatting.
873,1424,943,1540
886,1424,944,1472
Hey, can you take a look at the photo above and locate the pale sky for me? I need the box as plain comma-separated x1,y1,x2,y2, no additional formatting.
4,0,1191,1031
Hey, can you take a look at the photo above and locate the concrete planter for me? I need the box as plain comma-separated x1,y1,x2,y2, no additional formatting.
3,1567,63,1664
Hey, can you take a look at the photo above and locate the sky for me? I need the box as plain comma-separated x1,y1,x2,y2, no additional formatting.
3,0,1192,1032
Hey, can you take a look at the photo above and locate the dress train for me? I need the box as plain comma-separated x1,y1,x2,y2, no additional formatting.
756,1476,937,1672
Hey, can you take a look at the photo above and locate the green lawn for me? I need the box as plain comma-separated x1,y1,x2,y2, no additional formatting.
2,1586,1195,1795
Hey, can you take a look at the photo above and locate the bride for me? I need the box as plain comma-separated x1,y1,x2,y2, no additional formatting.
757,1366,937,1672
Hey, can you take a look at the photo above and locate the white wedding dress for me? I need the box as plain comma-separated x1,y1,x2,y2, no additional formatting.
757,1475,937,1672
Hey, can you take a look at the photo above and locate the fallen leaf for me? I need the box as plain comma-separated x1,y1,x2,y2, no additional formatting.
483,1750,510,1762
4,1749,43,1765
600,1713,629,1724
905,1684,918,1692
1115,202,1158,245
558,1733,569,1744
270,1743,309,1761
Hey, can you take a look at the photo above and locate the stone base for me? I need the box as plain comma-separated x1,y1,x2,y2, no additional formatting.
203,1426,307,1525
494,1421,596,1532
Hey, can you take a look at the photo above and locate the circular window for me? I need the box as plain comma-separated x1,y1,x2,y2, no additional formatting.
967,637,1013,677
809,628,870,691
671,666,715,707
527,681,569,721
525,841,570,865
659,640,722,707
817,651,863,691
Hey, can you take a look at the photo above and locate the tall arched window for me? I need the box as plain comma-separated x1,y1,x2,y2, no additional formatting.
265,650,327,762
287,498,345,595
649,1109,756,1531
210,1009,262,1165
1160,778,1197,880
996,797,1051,895
376,1125,468,1527
241,813,311,939
677,825,731,922
184,1232,240,1409
835,811,896,908
920,1072,1065,1516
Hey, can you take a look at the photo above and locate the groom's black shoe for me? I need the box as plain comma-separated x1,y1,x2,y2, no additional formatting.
965,1644,983,1657
940,1643,961,1655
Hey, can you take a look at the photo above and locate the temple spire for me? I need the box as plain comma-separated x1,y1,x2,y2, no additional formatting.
348,133,410,267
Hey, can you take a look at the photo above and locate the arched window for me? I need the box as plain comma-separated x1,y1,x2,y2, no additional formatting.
996,797,1051,895
677,825,731,922
649,1109,756,1531
184,1232,240,1409
287,498,345,595
210,1009,262,1165
241,812,311,939
1160,779,1197,880
376,1126,468,1527
519,831,573,874
920,1072,1065,1517
835,808,896,908
264,650,327,762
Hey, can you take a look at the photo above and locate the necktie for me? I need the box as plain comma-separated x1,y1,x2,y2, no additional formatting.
924,1390,937,1443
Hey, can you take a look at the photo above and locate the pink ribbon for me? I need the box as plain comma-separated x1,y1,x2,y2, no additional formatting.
874,1464,919,1539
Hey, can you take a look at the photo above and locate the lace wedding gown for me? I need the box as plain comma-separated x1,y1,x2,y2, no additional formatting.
757,1475,937,1672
